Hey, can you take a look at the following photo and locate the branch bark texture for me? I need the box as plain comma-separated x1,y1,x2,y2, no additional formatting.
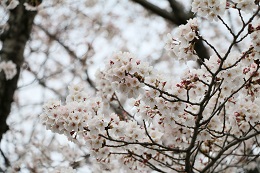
0,1,37,141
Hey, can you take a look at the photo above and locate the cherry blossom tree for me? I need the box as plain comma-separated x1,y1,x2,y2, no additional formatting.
0,0,260,173
0,0,183,172
40,0,260,172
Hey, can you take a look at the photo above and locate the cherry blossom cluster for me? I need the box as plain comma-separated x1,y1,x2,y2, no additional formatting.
0,60,17,80
95,52,154,100
232,0,257,13
192,0,259,20
40,83,107,142
165,18,199,62
191,0,227,21
40,82,167,171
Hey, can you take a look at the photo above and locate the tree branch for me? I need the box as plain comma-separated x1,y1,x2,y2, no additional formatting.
168,0,193,24
0,1,37,141
131,0,179,24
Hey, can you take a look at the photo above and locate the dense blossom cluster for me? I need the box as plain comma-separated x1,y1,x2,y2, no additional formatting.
95,52,152,100
41,1,260,172
192,0,259,20
191,0,226,21
165,18,198,62
0,60,17,80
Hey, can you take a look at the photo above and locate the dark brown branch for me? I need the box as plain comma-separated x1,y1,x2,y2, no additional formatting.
168,0,193,24
131,0,179,24
0,1,37,141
